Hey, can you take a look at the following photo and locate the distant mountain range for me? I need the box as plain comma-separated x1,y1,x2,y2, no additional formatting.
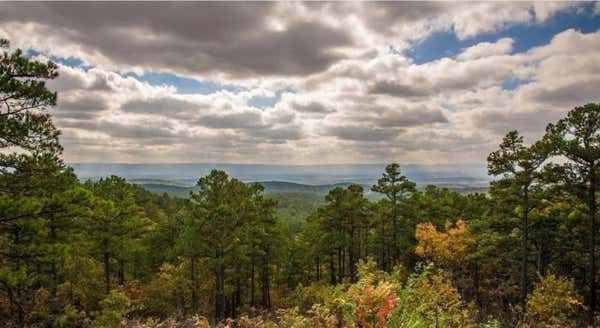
132,180,487,198
130,180,364,198
70,163,490,185
68,163,491,197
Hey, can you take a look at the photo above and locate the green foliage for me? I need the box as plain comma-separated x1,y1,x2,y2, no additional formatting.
141,262,186,317
53,304,86,328
0,38,60,155
390,263,476,328
371,163,416,269
94,290,131,328
524,274,582,327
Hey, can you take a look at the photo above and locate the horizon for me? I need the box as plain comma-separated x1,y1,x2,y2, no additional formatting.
65,161,485,167
69,162,491,186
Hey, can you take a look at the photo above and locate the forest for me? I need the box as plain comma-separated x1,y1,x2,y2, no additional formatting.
0,39,599,328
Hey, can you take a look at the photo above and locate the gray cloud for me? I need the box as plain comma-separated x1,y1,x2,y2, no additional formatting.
324,125,402,142
121,98,204,118
54,97,109,120
521,77,600,107
1,2,352,77
246,125,304,143
471,108,565,136
370,81,430,99
373,107,448,127
195,111,266,130
291,101,335,114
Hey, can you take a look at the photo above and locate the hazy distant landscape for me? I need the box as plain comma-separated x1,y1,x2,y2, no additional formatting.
71,163,491,196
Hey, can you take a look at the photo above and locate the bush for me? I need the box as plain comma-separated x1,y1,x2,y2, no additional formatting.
95,290,132,328
53,304,87,328
389,263,476,328
524,274,582,327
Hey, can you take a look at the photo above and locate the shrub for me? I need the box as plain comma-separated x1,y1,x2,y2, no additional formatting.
390,263,476,328
95,290,132,328
524,274,582,327
53,304,87,328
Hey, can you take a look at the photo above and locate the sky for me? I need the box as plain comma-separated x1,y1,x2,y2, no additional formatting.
2,1,600,165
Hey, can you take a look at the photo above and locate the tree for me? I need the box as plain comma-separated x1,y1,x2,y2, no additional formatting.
371,164,416,269
415,220,475,267
86,176,148,295
545,103,600,324
0,39,78,328
190,170,244,321
487,130,551,311
0,38,60,157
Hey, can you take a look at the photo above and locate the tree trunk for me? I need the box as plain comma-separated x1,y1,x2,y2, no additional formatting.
49,222,59,317
118,258,125,286
235,264,241,316
349,225,356,282
316,256,321,282
589,165,597,326
391,195,398,267
103,239,110,295
250,260,255,307
337,246,342,281
521,185,529,312
190,256,197,312
380,229,387,271
261,257,271,308
329,254,336,284
474,261,482,321
215,247,224,322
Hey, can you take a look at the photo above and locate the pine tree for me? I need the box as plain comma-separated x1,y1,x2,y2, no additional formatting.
371,164,416,270
545,103,600,324
487,130,551,311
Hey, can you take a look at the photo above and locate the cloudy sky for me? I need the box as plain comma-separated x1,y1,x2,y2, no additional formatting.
3,2,600,164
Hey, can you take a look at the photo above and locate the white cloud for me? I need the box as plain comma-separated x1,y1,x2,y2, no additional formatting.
457,38,514,61
2,3,597,165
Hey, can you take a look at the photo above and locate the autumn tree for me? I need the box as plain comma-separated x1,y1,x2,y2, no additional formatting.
415,219,475,267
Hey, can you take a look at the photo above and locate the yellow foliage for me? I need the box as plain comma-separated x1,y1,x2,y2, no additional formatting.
415,219,475,265
524,274,582,328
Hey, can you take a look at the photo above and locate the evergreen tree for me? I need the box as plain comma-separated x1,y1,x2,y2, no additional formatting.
545,103,600,324
487,130,551,311
371,163,416,270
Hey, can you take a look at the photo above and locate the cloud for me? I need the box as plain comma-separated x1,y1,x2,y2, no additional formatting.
1,3,596,165
370,81,430,99
457,38,514,61
195,110,265,130
290,101,335,114
371,107,448,127
54,97,109,120
120,98,204,118
0,2,352,78
323,125,402,142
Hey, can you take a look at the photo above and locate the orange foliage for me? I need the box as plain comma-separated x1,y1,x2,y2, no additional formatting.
415,219,475,265
347,275,398,328
123,280,144,301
